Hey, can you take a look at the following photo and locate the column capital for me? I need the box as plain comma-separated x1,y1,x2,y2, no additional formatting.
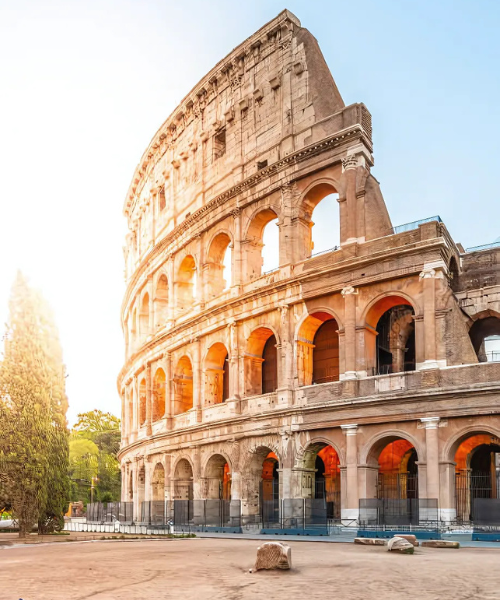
341,285,358,297
342,154,359,171
419,267,436,279
420,416,440,429
341,423,358,435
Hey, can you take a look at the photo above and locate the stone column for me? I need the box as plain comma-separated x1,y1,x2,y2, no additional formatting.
122,386,129,446
231,208,242,290
167,256,175,324
342,155,358,244
341,424,359,522
145,363,152,436
195,235,204,307
341,286,358,380
132,377,138,434
421,417,440,513
164,352,172,430
192,338,202,422
419,267,438,369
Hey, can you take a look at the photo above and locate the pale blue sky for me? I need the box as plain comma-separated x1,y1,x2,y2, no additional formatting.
0,0,498,423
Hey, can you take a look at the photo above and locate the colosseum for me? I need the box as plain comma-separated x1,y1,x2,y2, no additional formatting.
118,10,500,531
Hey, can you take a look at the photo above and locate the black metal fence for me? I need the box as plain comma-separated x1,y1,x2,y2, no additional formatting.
172,499,241,530
456,471,500,523
473,498,500,528
86,502,134,524
261,498,328,532
359,498,438,527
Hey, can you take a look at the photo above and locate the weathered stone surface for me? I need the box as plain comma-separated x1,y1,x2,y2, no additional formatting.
255,542,292,571
354,538,386,546
387,537,414,554
394,534,419,547
421,540,460,549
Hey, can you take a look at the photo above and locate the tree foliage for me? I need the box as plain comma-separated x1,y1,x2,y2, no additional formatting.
0,273,70,536
70,409,121,503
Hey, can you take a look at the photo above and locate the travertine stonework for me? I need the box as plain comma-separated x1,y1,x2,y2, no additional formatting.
118,10,500,524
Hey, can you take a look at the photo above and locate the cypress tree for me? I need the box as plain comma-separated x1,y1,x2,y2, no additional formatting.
0,273,69,536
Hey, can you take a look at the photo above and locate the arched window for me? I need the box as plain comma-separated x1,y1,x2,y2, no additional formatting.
204,343,230,405
204,454,231,500
245,327,278,396
154,274,169,329
173,356,193,414
469,317,500,363
300,182,339,260
153,368,166,421
297,312,340,386
244,209,279,280
139,378,146,426
139,293,150,340
206,233,232,299
176,255,196,312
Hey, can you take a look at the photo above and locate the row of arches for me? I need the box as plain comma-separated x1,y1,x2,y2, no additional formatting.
127,189,340,346
130,429,500,523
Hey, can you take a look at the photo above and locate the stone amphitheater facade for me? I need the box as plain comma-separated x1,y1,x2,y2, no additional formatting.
118,10,500,524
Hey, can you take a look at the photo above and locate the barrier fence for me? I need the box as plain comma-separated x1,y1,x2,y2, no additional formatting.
86,502,134,524
261,498,328,534
358,498,438,528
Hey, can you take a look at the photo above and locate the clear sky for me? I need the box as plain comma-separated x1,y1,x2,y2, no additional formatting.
1,0,499,425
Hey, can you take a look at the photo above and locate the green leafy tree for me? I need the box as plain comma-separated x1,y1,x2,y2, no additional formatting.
0,273,69,536
71,410,121,502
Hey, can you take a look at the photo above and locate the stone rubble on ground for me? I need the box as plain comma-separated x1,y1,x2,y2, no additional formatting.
387,536,415,554
255,542,292,570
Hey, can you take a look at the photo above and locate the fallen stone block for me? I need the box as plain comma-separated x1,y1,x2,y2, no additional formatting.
394,534,419,547
354,537,386,545
387,536,414,554
421,540,460,549
255,542,292,570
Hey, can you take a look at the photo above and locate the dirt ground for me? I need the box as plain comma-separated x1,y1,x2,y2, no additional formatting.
1,537,499,600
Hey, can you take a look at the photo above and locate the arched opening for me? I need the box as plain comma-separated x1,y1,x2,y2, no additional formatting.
154,274,169,329
245,327,278,396
130,307,137,351
206,233,232,298
204,342,230,405
454,433,500,522
151,463,165,501
469,317,500,363
261,451,280,524
176,255,196,312
139,293,150,341
297,312,340,386
449,256,460,293
301,182,339,260
137,465,145,514
139,377,146,427
173,356,193,414
300,443,341,520
244,208,279,280
174,459,193,500
152,368,166,421
365,296,416,375
127,390,133,435
204,454,231,500
128,470,133,501
364,436,419,526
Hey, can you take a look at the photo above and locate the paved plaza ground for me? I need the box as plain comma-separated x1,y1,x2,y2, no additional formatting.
1,537,499,599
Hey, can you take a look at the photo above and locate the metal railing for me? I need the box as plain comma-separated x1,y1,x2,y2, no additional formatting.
465,240,500,253
392,215,442,234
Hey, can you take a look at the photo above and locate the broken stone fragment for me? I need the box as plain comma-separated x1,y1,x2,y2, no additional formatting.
421,540,460,549
354,537,386,545
255,542,292,570
387,536,415,554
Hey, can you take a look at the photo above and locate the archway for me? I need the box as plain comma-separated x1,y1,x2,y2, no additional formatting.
154,274,169,329
245,327,278,396
297,312,340,386
204,454,231,500
151,463,165,501
137,465,145,515
298,182,340,260
244,208,279,280
300,443,341,519
173,356,193,414
152,368,166,421
454,433,500,522
469,316,500,363
130,307,137,351
173,458,193,500
176,255,196,312
139,378,146,427
206,232,232,298
204,343,229,405
128,470,133,501
365,296,416,375
139,292,150,341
